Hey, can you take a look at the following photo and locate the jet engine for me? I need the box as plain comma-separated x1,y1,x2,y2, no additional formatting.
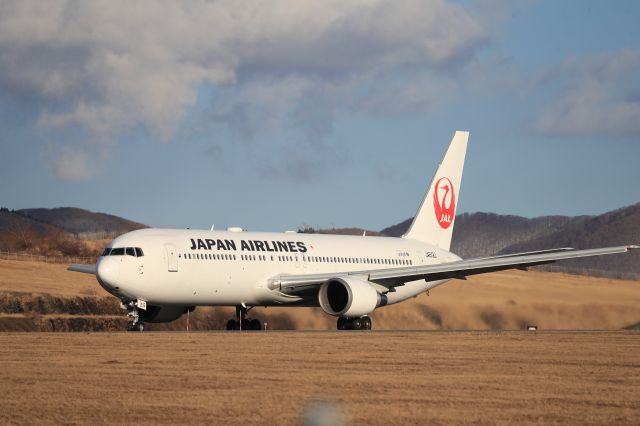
318,277,383,317
138,305,194,323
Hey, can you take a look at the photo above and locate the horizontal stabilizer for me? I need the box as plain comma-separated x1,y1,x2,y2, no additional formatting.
68,264,96,275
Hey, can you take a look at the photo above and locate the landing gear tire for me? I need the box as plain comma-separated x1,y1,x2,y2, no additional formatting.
250,318,262,330
226,306,262,331
336,316,372,331
351,318,362,330
337,317,348,330
127,321,144,332
361,316,372,330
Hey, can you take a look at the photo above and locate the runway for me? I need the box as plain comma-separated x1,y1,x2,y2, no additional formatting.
1,331,638,425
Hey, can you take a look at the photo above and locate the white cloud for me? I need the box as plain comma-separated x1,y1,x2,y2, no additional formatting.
47,145,94,181
534,49,640,138
0,0,490,179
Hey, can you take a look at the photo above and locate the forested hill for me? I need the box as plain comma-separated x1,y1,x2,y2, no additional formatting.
15,207,146,239
381,203,640,279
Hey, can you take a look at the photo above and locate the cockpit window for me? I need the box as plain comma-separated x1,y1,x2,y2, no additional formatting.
107,247,144,257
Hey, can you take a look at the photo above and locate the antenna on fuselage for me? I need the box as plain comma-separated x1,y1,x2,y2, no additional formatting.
210,224,215,231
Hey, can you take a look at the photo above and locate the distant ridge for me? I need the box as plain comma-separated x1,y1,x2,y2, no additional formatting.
499,203,640,278
12,207,146,239
381,212,584,258
0,209,63,236
381,203,640,279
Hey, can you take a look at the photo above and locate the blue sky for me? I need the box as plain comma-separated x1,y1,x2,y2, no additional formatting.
1,0,639,231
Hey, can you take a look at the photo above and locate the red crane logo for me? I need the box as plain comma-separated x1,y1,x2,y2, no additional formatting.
433,177,455,229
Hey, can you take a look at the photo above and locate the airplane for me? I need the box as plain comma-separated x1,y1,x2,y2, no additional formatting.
68,131,638,331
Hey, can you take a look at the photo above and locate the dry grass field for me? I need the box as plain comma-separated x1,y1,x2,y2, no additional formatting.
0,331,638,425
1,260,639,424
1,259,639,331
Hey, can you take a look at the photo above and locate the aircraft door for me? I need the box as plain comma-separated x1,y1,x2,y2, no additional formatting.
165,244,178,272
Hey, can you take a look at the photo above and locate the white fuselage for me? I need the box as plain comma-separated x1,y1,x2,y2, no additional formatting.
96,228,461,308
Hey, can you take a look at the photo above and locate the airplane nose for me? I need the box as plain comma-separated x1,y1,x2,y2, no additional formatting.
97,258,120,289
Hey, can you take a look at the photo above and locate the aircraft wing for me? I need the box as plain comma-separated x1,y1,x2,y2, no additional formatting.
269,245,638,292
68,263,97,275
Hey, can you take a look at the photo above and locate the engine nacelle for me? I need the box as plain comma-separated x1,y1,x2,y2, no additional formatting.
138,305,193,323
318,277,381,317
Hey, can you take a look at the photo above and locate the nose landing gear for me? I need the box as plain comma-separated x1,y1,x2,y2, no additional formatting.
337,315,372,330
226,305,262,331
123,301,144,332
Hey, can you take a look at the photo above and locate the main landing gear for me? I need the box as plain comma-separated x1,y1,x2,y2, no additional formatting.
226,305,262,331
337,316,372,331
124,301,144,332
